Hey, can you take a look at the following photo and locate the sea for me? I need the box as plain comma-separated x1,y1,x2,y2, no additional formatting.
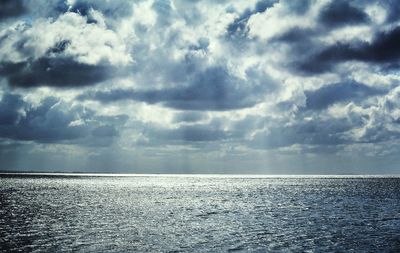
0,174,399,252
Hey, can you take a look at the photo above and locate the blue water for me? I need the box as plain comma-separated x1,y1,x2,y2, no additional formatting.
0,174,399,252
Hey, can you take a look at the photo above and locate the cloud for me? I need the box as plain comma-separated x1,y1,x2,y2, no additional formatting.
283,0,313,14
0,57,120,88
0,11,131,87
0,92,23,125
67,0,134,19
318,0,369,28
0,92,128,146
296,26,400,73
13,0,135,21
79,66,276,111
173,112,208,123
304,81,385,110
226,0,277,39
246,0,316,42
138,115,247,145
155,125,229,142
250,115,356,149
0,0,26,20
377,0,400,23
2,0,400,172
274,27,315,44
249,82,400,151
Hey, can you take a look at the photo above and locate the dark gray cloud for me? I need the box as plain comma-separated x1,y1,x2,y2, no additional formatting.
283,0,313,14
266,2,400,75
0,94,86,142
0,93,23,125
274,27,315,44
250,117,355,149
0,57,118,88
79,66,275,111
304,81,386,110
297,26,400,73
318,0,369,28
138,115,260,147
140,116,248,145
0,93,127,146
0,0,26,20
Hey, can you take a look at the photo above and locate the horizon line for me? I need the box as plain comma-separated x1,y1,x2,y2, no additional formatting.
1,172,399,178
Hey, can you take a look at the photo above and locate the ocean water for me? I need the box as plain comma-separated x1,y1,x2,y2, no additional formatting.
0,174,399,252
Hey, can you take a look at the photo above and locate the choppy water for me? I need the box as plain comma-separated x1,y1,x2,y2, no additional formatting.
0,174,399,252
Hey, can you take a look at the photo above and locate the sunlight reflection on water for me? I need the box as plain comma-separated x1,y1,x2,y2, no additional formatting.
1,175,399,252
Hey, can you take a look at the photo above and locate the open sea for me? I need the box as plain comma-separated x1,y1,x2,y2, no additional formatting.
0,174,399,252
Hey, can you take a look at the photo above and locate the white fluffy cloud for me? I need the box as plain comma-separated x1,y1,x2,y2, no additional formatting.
0,11,131,65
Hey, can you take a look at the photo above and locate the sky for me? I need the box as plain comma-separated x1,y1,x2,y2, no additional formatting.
0,0,400,174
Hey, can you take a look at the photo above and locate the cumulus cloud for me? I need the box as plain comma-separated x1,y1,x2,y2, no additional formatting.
250,117,353,149
1,0,400,172
0,92,127,146
297,26,400,73
79,66,276,110
0,11,131,87
318,0,370,28
0,0,26,20
304,81,386,110
226,0,277,39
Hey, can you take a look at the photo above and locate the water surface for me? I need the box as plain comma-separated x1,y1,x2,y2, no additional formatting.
1,174,399,252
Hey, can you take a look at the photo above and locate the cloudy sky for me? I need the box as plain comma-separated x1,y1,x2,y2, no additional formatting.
0,0,400,174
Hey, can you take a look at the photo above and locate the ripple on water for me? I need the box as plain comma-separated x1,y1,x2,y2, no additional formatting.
0,175,399,252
